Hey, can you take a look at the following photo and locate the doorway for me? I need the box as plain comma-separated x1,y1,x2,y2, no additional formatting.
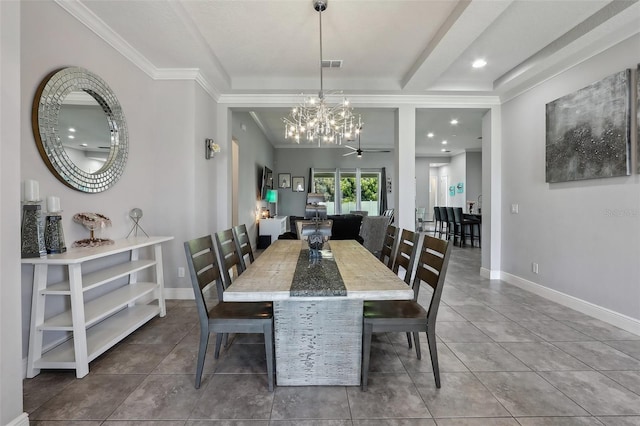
232,138,239,226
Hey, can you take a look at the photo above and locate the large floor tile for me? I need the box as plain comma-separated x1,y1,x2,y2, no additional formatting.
563,320,640,341
517,320,594,342
475,371,588,417
552,341,640,371
92,343,175,374
500,342,590,371
152,342,218,375
186,421,269,425
271,421,354,426
604,341,640,361
108,374,203,420
515,418,604,425
23,371,77,414
471,321,541,342
367,340,407,373
270,386,350,420
30,374,145,421
212,343,269,374
413,372,510,418
346,373,431,419
352,421,434,426
435,322,492,343
190,374,274,420
436,306,468,322
104,421,188,425
597,417,640,426
433,419,518,426
450,305,509,322
540,371,640,416
30,422,102,425
397,341,468,373
447,343,530,372
603,370,640,394
127,321,196,345
489,304,553,322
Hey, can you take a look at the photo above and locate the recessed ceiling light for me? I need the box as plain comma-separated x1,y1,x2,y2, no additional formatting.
442,140,447,145
80,143,88,147
68,127,76,132
68,135,75,139
441,148,450,152
450,119,458,125
427,132,434,138
472,59,487,69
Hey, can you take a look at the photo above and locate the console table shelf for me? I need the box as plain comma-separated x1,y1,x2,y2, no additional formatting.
22,236,173,378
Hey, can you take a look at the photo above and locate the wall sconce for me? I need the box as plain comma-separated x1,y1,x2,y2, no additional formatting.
205,138,220,159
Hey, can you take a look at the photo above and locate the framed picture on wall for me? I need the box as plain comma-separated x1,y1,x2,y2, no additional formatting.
292,177,305,192
278,173,291,188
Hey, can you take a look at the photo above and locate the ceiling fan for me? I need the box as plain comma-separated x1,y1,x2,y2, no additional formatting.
343,128,391,157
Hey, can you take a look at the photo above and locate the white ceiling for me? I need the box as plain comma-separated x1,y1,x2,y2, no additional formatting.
67,0,640,155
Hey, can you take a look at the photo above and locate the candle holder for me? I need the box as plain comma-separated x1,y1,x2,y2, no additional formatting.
44,212,67,254
21,202,47,258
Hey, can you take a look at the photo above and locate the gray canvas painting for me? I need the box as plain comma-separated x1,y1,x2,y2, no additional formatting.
546,69,630,183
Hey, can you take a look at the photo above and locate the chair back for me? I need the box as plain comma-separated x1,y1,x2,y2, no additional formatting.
214,228,245,290
232,224,254,270
437,207,447,223
445,207,455,224
453,207,464,224
296,219,333,241
184,235,224,327
413,235,452,323
350,210,369,217
392,229,419,284
379,224,398,269
433,207,441,222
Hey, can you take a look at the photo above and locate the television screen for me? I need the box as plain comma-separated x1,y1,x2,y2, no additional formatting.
261,166,273,199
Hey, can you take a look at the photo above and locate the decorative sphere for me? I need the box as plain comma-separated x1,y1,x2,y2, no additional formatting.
129,208,143,219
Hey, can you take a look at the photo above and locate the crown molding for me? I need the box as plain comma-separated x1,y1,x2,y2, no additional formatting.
55,0,221,101
217,93,501,107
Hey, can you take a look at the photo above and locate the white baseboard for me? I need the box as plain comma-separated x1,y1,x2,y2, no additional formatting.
501,271,640,336
480,267,501,280
164,287,194,299
6,413,29,426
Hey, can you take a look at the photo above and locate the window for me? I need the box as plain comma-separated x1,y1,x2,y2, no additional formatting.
313,168,381,215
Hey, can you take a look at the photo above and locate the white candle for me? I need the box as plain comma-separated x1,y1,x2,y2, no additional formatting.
47,196,61,213
24,179,39,202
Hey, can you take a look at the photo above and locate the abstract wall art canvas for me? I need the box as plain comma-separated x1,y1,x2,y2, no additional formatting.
546,69,631,183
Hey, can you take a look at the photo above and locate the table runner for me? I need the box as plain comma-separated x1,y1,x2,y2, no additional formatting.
289,249,347,296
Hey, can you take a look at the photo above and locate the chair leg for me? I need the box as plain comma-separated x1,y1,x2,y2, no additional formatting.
413,332,421,359
406,332,412,349
361,322,373,391
264,321,275,392
195,327,210,389
214,333,223,359
223,333,230,348
426,328,440,388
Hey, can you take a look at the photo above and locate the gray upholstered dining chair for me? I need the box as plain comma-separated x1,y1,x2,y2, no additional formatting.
184,235,274,391
232,224,255,270
359,215,391,256
361,234,452,390
378,224,398,269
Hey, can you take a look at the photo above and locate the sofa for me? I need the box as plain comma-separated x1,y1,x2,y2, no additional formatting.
280,214,364,243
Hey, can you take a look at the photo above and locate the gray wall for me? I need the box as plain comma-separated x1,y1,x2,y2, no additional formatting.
274,147,395,217
1,1,25,423
19,0,218,362
501,34,640,320
466,151,482,210
232,112,275,247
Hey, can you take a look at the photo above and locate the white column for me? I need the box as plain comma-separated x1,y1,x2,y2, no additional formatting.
1,1,28,424
480,106,502,279
215,104,232,231
395,106,416,231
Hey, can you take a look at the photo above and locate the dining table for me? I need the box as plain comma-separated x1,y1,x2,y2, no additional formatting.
223,239,414,386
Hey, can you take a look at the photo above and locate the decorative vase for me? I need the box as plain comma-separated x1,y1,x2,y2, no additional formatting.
21,202,46,258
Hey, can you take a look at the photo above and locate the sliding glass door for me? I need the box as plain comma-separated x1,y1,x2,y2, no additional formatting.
313,168,380,215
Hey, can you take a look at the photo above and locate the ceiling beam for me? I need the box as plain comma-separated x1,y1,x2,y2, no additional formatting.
402,0,514,91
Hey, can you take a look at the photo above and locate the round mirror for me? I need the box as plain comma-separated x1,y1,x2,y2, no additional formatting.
32,67,128,193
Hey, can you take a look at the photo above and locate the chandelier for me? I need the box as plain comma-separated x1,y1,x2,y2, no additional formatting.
283,0,361,146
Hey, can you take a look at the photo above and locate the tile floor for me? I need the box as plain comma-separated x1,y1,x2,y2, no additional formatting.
24,242,640,425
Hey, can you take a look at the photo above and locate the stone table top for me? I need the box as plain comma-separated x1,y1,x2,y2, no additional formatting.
223,240,414,302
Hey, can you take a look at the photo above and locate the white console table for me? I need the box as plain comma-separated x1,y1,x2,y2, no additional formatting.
22,236,173,378
259,216,288,247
